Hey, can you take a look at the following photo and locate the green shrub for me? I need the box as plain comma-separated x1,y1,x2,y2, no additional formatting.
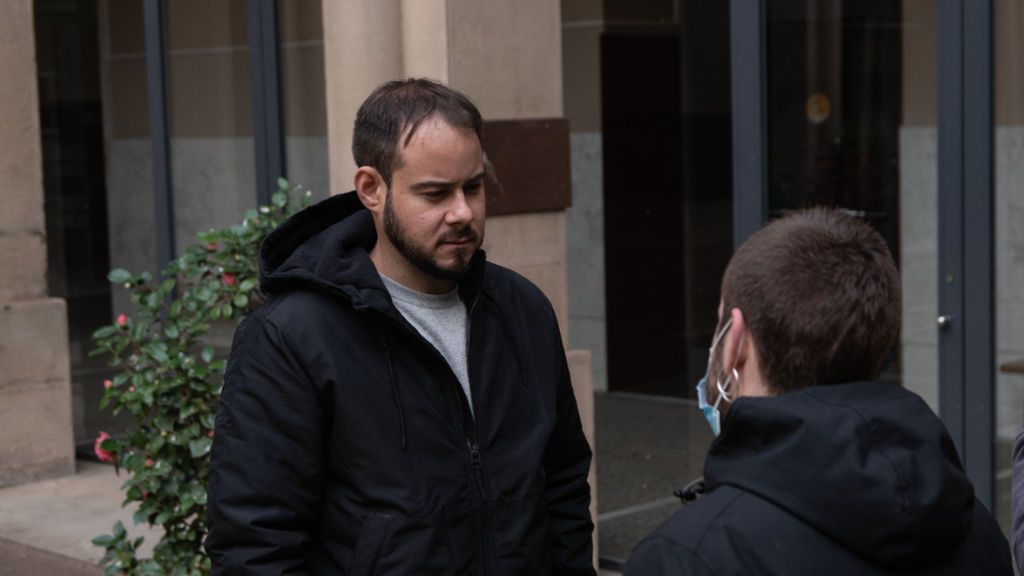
90,179,311,575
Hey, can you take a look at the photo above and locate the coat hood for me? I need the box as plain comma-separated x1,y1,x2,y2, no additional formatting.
705,381,975,570
258,191,484,312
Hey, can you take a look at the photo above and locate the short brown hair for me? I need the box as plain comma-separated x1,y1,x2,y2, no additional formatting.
352,78,483,186
721,208,900,393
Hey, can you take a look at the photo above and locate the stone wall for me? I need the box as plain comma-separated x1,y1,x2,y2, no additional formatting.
0,0,75,488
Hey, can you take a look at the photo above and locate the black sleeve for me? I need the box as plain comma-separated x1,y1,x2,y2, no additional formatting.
206,314,326,575
543,321,597,575
624,536,713,576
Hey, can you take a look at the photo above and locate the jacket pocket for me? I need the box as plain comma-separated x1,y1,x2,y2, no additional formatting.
347,514,396,576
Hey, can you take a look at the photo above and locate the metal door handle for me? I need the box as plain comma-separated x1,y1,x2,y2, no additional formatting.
937,315,952,328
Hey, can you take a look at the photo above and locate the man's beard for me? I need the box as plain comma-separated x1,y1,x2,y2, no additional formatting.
383,190,481,282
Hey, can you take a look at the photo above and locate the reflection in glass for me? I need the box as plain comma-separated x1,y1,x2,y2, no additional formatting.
766,0,939,413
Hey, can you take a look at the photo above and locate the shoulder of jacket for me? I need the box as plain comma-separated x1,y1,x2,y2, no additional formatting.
483,262,552,309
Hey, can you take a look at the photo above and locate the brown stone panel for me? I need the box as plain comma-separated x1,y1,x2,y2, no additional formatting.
482,118,572,216
165,0,248,52
105,57,150,139
0,299,74,488
166,51,253,137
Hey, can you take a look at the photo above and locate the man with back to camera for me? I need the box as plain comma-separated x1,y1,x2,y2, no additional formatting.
625,209,1012,575
205,78,596,575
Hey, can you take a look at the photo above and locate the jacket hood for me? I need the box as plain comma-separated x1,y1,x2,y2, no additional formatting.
259,192,385,306
705,381,974,570
259,191,485,313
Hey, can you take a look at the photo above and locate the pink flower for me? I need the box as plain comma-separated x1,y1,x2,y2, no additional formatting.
116,313,127,327
206,242,217,251
222,272,237,286
128,386,136,393
145,459,154,467
103,379,113,390
94,432,115,463
208,430,215,438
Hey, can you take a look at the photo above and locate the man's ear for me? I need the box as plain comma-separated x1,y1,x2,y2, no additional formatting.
354,166,387,215
720,307,748,375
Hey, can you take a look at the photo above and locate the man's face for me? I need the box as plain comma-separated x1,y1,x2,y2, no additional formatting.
383,115,486,284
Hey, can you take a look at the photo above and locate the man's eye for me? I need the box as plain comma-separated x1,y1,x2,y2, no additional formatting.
464,183,483,195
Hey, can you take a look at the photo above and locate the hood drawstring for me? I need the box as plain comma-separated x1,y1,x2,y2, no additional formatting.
377,323,408,450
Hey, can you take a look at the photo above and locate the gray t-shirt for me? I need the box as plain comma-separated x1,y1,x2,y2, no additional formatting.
380,275,473,415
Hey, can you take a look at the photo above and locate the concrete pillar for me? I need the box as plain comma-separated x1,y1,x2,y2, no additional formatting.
0,0,75,488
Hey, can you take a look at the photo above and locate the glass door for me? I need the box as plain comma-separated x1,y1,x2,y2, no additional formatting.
761,0,940,409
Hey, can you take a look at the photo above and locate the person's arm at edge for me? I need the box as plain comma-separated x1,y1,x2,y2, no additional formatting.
1012,422,1024,573
206,313,326,575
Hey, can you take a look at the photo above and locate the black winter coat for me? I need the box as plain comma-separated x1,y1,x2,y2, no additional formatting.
624,382,1012,576
206,193,595,575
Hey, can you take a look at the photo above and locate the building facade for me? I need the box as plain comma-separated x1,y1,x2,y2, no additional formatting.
2,0,1023,566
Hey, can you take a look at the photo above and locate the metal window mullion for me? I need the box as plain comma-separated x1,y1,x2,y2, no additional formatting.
937,0,966,464
249,0,286,206
962,0,995,511
730,0,769,250
144,0,175,271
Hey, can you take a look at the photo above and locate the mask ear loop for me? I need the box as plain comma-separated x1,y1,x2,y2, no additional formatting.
715,368,740,404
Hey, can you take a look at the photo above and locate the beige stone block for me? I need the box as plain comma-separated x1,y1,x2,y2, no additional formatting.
0,232,47,301
0,298,74,488
401,0,448,81
447,0,563,119
322,0,402,195
0,0,45,233
483,212,569,338
567,349,598,567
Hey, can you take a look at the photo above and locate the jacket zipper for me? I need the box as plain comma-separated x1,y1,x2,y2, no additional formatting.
464,294,493,575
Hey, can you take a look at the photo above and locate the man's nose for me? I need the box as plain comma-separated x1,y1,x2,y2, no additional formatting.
446,190,474,224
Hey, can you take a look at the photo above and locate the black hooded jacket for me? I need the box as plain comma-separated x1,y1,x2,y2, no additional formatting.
624,382,1012,575
206,193,595,575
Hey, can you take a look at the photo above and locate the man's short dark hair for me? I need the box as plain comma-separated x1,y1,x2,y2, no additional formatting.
352,78,483,186
721,208,901,393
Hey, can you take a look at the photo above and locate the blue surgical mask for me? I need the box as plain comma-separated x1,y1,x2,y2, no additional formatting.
695,318,734,436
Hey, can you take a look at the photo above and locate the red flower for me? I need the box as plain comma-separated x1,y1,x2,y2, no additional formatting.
116,313,128,327
145,458,154,467
206,242,217,251
94,432,115,463
222,272,237,286
103,379,113,390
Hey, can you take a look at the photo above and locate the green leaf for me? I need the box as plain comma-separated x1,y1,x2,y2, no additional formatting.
92,325,116,340
164,325,180,339
239,278,256,292
92,534,114,547
277,177,289,191
99,438,119,452
112,521,126,537
188,437,212,458
160,278,176,294
154,417,173,432
272,191,287,207
146,291,161,309
201,346,214,363
108,269,132,284
233,294,249,308
133,508,149,526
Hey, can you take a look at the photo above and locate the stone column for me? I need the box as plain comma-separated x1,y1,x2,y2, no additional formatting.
0,0,75,488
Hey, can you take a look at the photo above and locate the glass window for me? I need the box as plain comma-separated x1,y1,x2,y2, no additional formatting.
766,0,939,413
994,0,1024,535
164,0,257,255
280,0,329,199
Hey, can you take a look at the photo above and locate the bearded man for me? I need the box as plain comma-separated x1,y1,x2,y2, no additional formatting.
206,79,595,575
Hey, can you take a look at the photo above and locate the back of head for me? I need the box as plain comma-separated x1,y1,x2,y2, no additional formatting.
722,208,900,393
352,78,483,186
